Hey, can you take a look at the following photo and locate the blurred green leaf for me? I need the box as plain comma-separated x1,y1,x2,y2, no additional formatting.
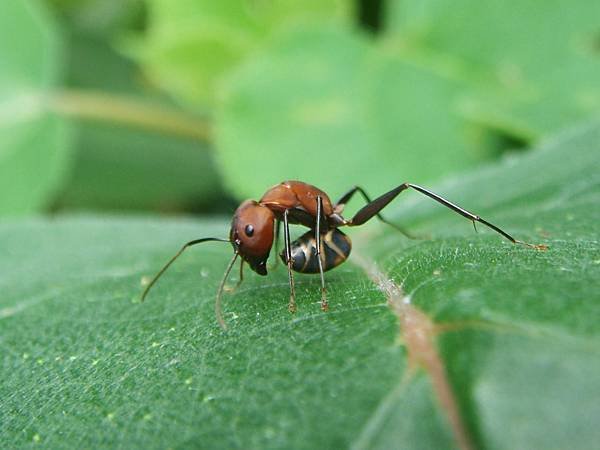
217,25,373,200
0,0,72,215
386,0,600,136
57,122,225,212
46,0,144,35
136,0,352,107
55,31,225,213
66,30,144,93
1,122,598,448
216,25,486,200
128,1,600,204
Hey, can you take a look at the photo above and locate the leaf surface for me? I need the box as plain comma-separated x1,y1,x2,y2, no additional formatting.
1,122,599,449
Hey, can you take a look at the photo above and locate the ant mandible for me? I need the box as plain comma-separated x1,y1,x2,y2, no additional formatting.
141,180,545,329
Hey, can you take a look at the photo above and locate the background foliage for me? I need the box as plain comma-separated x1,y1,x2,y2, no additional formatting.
1,0,599,449
2,0,599,213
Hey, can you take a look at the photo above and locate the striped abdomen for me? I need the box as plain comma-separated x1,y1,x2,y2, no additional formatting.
280,229,351,273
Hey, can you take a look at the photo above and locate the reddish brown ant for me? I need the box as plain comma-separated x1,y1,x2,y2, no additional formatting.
141,180,545,329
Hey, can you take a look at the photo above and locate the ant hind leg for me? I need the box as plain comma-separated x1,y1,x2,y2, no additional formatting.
349,183,546,249
335,185,418,239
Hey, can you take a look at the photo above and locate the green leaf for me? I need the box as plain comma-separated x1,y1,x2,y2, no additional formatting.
136,0,352,107
386,0,600,136
132,2,600,204
0,0,72,215
217,25,374,200
1,121,599,448
217,25,486,201
46,0,144,35
55,30,224,213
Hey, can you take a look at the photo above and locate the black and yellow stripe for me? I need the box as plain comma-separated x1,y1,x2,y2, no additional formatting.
280,229,352,274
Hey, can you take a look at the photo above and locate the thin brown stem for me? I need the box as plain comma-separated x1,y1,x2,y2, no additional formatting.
48,89,212,141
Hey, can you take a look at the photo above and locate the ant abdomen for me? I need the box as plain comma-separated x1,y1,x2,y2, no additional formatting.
281,229,352,274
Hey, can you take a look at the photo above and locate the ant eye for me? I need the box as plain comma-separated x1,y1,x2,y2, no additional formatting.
244,224,254,237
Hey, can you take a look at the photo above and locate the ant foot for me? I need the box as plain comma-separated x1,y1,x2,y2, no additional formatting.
321,293,329,312
516,240,548,251
223,282,241,293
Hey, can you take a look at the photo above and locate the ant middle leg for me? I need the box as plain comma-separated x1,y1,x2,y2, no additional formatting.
283,210,297,313
349,183,545,249
315,196,328,311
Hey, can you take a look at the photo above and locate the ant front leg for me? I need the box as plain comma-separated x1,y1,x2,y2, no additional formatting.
283,210,297,313
224,260,244,292
269,220,281,270
349,183,546,249
315,196,328,311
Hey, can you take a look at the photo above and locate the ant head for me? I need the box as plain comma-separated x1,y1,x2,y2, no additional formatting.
230,200,275,275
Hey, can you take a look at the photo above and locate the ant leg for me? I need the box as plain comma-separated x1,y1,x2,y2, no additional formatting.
349,183,546,249
238,259,244,285
335,185,417,239
283,209,297,313
215,252,240,330
224,260,244,292
315,196,328,311
269,221,281,270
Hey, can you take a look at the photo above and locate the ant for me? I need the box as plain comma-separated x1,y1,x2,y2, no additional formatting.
141,180,546,329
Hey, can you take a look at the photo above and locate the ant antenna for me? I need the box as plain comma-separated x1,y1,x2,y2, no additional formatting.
140,237,230,302
215,252,240,330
